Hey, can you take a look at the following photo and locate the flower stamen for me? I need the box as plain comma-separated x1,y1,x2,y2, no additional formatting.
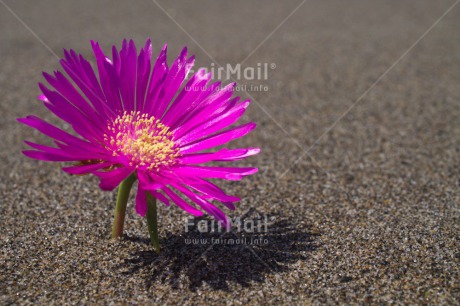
104,111,179,170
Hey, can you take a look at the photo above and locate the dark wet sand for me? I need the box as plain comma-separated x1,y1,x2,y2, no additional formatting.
1,0,459,304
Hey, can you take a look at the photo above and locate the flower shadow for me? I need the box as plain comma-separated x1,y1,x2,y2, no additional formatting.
120,209,320,291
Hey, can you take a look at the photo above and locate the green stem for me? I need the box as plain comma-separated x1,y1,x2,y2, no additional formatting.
146,192,160,254
111,173,137,239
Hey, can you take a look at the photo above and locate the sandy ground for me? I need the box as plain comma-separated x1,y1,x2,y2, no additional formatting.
1,0,459,304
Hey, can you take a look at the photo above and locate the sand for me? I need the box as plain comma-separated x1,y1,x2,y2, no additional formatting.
1,0,459,304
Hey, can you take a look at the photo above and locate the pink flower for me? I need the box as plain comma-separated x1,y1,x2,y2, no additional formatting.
18,39,259,229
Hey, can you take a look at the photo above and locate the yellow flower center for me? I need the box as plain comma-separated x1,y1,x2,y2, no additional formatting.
104,111,180,171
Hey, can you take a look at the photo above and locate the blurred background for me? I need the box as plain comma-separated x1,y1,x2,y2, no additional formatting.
1,0,459,304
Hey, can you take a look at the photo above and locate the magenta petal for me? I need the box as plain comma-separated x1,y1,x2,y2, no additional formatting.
173,165,258,181
18,116,90,148
145,44,168,115
62,162,114,175
162,186,203,216
174,80,222,124
179,148,260,164
93,167,133,191
42,71,102,124
137,171,170,206
91,41,123,110
150,190,170,207
137,171,164,191
39,83,103,141
222,202,236,210
162,68,212,126
153,48,194,118
171,83,236,132
59,59,114,120
179,122,257,154
22,150,78,162
24,141,77,158
135,39,153,113
62,49,105,100
135,185,148,217
173,183,229,229
118,39,137,112
184,178,240,204
176,100,250,145
53,141,108,159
